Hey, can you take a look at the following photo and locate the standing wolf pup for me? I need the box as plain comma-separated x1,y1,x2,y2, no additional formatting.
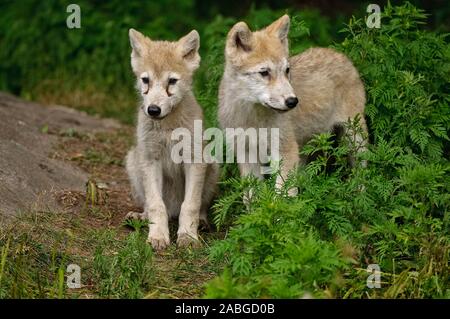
219,15,367,195
125,29,218,250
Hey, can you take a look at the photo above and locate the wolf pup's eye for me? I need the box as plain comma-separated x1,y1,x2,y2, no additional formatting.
259,70,270,77
141,77,149,84
168,78,178,85
286,67,290,75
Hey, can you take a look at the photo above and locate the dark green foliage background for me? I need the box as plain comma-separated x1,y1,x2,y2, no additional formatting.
0,1,448,298
0,0,343,123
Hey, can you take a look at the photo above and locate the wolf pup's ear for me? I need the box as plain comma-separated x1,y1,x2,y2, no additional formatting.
129,28,147,57
266,14,290,51
178,30,200,70
226,22,253,55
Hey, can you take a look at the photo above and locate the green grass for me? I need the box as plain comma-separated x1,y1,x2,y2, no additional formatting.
0,209,151,298
93,221,153,299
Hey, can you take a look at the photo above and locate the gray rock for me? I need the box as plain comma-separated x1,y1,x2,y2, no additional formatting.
0,92,120,217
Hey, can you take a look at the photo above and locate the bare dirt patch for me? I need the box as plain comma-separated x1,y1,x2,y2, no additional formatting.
0,92,120,217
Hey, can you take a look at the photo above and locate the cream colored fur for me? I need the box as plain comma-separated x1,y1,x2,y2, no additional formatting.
126,29,219,250
219,15,367,195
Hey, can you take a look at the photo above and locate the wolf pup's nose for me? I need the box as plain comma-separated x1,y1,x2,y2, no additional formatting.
147,105,161,117
285,97,299,109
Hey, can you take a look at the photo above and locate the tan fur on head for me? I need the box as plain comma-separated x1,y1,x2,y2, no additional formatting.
129,28,149,57
264,14,290,53
226,22,254,55
128,28,200,76
225,15,291,69
177,30,201,70
128,28,202,119
221,15,296,111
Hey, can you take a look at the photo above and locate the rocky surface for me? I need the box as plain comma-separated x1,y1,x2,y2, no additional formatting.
0,92,121,217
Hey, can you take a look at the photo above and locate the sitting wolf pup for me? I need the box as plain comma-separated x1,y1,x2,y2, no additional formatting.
218,15,367,196
125,29,218,250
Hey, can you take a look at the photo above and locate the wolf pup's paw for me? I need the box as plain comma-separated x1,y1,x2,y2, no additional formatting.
287,187,298,197
148,235,170,251
177,233,201,249
148,227,170,251
125,211,147,220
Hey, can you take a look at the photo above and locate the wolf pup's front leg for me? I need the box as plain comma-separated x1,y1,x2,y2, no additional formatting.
142,160,170,250
177,163,206,247
275,131,299,197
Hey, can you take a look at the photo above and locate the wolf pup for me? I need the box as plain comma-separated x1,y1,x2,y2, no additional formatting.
125,29,218,250
218,15,367,196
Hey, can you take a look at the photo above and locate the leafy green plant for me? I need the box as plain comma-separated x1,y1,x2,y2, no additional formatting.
337,2,450,160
